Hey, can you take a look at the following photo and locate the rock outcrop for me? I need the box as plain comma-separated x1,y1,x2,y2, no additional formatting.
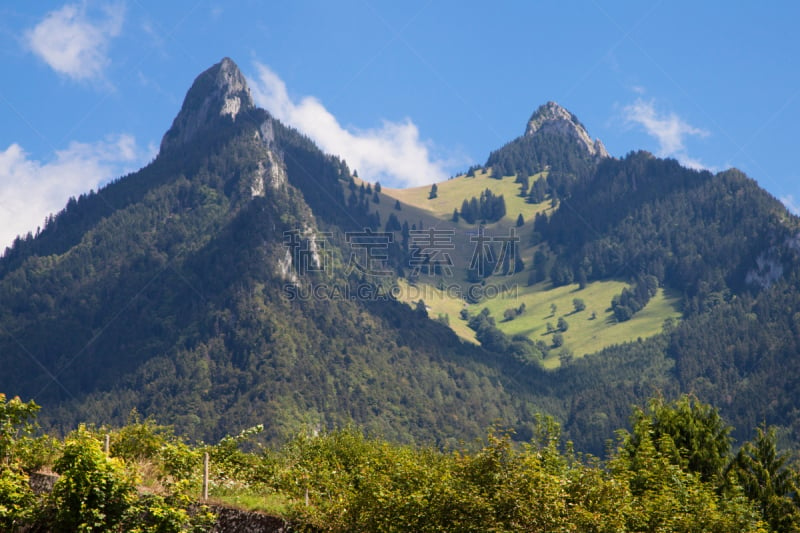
160,57,255,152
525,101,609,158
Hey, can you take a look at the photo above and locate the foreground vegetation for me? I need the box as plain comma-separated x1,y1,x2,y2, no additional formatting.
2,392,799,532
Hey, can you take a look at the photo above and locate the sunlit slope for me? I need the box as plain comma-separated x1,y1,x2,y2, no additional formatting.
364,169,681,367
395,277,681,368
366,169,552,282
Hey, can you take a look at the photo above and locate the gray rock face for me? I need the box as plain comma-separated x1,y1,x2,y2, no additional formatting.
160,57,254,152
251,119,287,195
746,231,800,289
525,101,609,158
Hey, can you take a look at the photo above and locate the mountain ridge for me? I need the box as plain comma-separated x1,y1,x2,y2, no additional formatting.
2,57,800,456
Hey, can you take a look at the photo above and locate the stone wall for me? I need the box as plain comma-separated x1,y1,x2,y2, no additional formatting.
28,472,58,495
208,505,293,533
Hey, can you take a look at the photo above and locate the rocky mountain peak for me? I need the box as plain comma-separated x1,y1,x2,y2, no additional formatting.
160,57,254,152
525,101,608,158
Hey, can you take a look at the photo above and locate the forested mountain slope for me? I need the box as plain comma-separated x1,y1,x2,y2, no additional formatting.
2,58,799,457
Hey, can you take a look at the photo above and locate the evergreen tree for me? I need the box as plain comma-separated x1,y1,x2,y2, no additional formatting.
385,213,402,232
621,395,732,485
728,424,800,532
519,175,530,196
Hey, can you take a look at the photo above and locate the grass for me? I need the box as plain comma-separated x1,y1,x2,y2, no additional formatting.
381,168,548,224
395,277,681,368
208,489,293,515
364,169,682,369
366,169,554,289
395,278,478,344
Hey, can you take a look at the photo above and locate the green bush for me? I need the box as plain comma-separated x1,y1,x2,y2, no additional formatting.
51,426,137,532
0,465,35,530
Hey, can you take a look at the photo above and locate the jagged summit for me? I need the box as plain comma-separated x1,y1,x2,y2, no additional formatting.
160,57,254,152
525,101,608,158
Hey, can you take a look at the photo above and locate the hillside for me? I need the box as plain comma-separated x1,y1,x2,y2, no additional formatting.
0,58,547,447
370,131,681,362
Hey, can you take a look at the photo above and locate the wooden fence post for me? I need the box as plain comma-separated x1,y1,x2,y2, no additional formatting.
202,452,209,501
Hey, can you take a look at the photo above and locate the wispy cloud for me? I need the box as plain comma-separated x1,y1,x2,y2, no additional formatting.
623,98,710,170
248,62,458,188
25,2,124,84
0,134,147,250
781,194,799,215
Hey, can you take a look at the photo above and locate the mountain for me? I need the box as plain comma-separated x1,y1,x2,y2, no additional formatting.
0,58,542,445
2,58,800,456
484,100,607,183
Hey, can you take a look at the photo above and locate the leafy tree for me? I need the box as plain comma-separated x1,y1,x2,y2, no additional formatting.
612,275,659,322
557,317,569,332
0,466,35,530
572,298,586,312
0,394,42,531
51,426,137,532
0,394,40,463
552,332,564,347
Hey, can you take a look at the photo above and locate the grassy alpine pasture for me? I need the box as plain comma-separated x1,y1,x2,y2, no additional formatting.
395,276,681,368
367,169,553,285
366,169,682,368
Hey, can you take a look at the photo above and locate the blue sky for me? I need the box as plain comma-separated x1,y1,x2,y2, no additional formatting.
1,1,798,248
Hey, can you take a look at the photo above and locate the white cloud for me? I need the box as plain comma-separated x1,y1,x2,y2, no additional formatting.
781,194,799,215
0,134,145,250
623,98,710,170
248,62,456,188
25,2,124,83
